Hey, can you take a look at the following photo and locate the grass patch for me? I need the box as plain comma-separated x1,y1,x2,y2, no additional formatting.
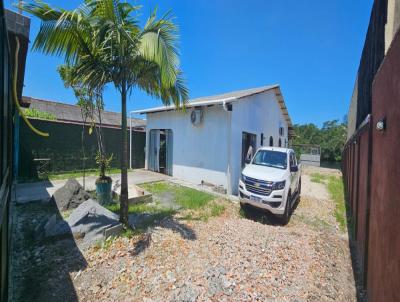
104,202,176,234
210,203,225,217
311,173,347,232
104,202,174,216
326,176,347,232
294,213,331,231
180,200,226,222
141,182,226,221
310,173,328,184
103,182,225,232
47,168,126,180
141,182,215,210
61,209,72,219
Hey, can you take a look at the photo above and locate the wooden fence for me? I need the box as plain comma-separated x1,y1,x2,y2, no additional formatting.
342,30,400,302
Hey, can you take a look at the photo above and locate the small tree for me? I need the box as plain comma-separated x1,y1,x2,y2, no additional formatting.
58,65,112,181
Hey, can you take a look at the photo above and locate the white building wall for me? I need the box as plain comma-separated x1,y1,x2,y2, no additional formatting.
145,106,230,188
144,90,289,196
228,91,289,195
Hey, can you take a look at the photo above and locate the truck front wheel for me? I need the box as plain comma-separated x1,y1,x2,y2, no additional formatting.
298,178,301,195
281,192,291,225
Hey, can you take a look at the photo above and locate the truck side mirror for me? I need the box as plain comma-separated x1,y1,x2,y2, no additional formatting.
290,165,298,172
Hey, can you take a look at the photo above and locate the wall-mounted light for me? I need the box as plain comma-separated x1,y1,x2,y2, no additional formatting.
376,118,386,131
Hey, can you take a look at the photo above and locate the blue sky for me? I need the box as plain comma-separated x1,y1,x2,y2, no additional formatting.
6,0,373,126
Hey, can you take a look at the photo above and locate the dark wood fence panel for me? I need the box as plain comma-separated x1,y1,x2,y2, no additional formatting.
352,142,359,232
355,126,371,286
367,30,400,302
343,30,400,302
18,119,146,180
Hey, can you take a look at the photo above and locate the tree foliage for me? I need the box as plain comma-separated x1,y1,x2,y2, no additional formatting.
23,0,189,224
292,120,347,162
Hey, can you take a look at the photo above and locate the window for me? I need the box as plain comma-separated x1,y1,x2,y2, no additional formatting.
252,150,287,170
279,127,284,136
261,133,264,146
269,136,273,147
278,138,282,147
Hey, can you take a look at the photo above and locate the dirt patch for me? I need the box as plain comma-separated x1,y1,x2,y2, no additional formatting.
72,211,355,301
12,167,356,301
10,200,87,302
303,165,342,177
302,173,331,201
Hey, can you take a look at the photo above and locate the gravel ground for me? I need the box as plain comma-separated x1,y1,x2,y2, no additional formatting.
11,166,357,301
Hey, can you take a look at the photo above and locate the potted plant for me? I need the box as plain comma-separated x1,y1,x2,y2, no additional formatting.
95,152,113,204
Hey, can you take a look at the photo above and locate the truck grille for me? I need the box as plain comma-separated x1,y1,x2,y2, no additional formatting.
244,176,273,196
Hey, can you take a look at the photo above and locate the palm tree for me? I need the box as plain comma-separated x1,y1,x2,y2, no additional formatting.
22,0,188,224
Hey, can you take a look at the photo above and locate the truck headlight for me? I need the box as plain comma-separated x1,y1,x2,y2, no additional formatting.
241,173,247,182
273,180,286,190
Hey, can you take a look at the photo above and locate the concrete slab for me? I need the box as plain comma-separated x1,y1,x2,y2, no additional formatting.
112,183,153,204
14,169,169,204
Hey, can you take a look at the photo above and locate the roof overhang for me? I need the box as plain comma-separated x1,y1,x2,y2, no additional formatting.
133,84,293,129
272,86,293,129
132,96,237,115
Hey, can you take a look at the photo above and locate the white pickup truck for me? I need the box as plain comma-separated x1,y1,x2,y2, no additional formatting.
238,147,301,223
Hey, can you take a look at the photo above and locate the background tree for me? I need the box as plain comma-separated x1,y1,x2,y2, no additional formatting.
292,120,347,162
23,0,189,224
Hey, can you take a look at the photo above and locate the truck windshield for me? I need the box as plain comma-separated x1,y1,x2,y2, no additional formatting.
252,150,287,170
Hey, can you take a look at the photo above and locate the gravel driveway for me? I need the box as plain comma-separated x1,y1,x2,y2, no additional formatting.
72,166,356,301
11,166,356,301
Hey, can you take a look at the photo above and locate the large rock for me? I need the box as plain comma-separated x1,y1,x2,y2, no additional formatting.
52,178,90,211
42,199,122,248
67,199,120,248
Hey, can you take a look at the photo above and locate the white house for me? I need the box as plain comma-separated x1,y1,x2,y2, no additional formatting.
134,85,293,195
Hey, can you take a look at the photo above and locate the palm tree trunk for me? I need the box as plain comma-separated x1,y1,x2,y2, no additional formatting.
120,82,129,224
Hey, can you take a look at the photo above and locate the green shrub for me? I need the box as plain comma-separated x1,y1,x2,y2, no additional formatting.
24,108,57,120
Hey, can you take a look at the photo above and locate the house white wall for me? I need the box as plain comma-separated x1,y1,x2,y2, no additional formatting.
144,90,289,195
145,106,230,188
229,90,289,195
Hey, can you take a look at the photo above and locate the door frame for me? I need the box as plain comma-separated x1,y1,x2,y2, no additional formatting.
241,131,257,168
148,129,173,176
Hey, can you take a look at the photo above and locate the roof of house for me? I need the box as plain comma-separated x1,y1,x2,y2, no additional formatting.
133,84,292,128
22,96,146,129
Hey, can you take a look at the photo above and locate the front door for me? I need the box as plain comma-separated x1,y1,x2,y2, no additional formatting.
241,132,257,168
148,129,160,172
148,129,173,176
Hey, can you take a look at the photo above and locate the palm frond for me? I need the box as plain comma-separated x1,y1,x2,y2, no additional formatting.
21,0,94,62
139,8,180,87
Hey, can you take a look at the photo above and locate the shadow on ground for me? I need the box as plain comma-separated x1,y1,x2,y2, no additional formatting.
127,214,197,257
11,198,87,302
240,195,300,226
160,217,196,240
